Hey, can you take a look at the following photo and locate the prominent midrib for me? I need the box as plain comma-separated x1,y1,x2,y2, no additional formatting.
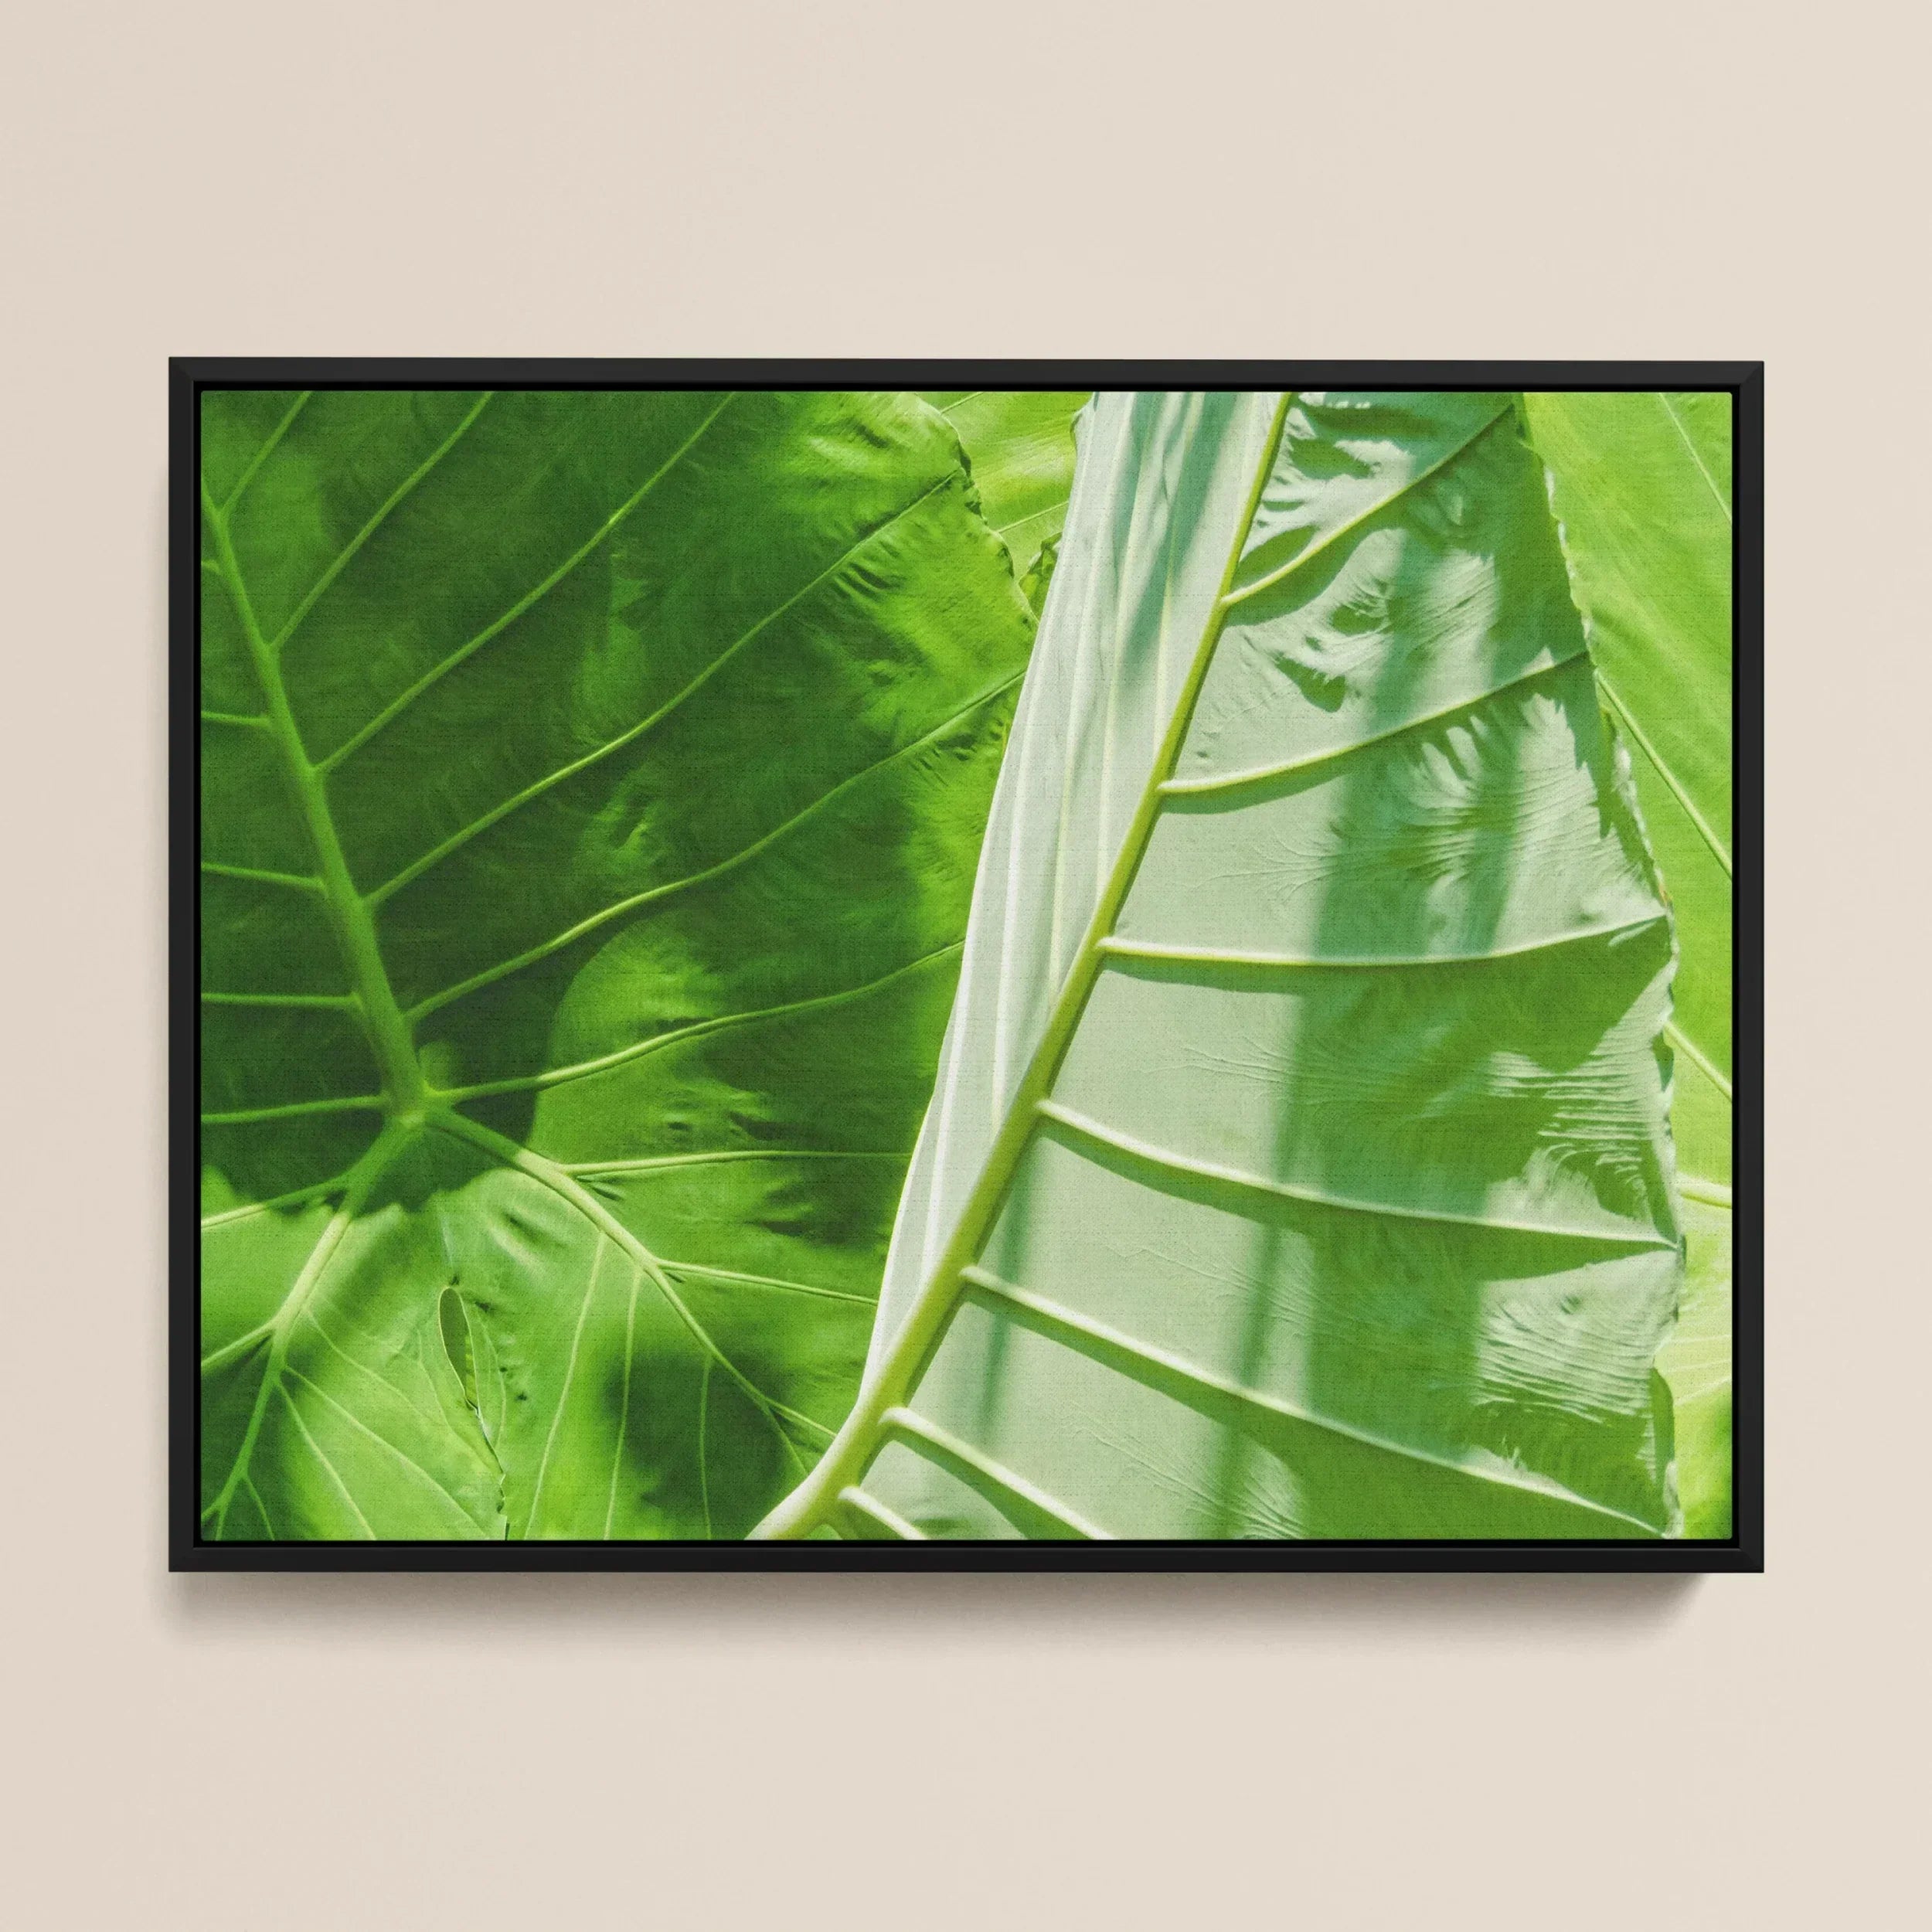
202,483,427,1117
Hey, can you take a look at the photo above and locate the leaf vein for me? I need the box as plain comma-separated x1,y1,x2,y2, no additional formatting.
363,469,957,903
961,1268,1664,1535
221,392,311,515
406,670,1019,1022
276,1383,376,1538
318,393,737,771
284,1365,483,1532
269,393,495,658
1657,393,1732,524
436,944,961,1103
1036,1097,1673,1248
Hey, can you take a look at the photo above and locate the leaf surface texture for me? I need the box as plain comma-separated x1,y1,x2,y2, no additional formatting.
921,390,1087,590
764,390,1686,1543
1525,391,1733,1535
200,389,1035,1539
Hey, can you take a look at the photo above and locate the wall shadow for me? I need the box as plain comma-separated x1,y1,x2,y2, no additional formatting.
162,1565,1702,1641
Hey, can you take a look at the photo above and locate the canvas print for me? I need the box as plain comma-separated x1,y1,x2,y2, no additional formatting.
193,382,1736,1548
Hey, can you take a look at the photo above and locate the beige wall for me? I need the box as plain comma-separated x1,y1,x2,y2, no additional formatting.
5,4,1920,1925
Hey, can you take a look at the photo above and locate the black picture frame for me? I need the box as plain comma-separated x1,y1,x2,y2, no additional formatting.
172,359,1763,1573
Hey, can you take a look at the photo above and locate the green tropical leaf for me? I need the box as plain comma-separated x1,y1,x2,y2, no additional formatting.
760,390,1685,1543
921,390,1087,586
1524,391,1733,1536
199,388,1035,1539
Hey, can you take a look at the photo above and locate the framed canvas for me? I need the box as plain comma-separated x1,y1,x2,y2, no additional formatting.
172,359,1761,1572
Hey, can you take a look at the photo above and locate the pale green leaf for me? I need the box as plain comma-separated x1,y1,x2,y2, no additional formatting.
760,391,1685,1543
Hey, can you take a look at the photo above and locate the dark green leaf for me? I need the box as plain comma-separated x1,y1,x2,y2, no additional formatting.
200,389,1033,1539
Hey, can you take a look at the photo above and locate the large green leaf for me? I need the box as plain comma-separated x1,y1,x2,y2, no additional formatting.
1524,392,1733,1536
760,390,1685,1543
199,389,1035,1539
